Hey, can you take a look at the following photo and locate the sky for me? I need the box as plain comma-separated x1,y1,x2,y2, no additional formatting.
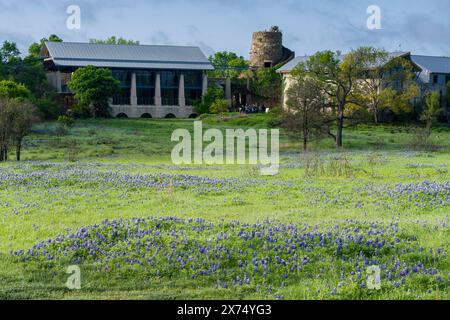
1,0,450,59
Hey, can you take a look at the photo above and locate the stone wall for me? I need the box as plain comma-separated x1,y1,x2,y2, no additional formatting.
111,105,197,119
250,29,283,68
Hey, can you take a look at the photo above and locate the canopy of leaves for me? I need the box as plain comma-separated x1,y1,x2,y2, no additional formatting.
0,80,32,100
194,86,224,115
208,51,249,79
28,34,63,57
421,92,443,135
249,67,282,105
0,41,20,64
68,66,120,118
210,99,229,114
89,36,140,45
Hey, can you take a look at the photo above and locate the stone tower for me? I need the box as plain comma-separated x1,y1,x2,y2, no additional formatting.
250,26,292,68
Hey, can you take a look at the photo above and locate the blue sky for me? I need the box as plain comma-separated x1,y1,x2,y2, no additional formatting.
1,0,450,58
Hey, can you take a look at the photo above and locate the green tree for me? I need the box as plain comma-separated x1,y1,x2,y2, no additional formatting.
194,86,224,115
299,49,380,147
421,92,442,137
0,40,62,119
0,98,12,161
0,41,20,63
89,36,140,45
12,56,49,97
0,80,31,99
68,66,120,118
208,51,249,79
250,67,282,107
351,48,420,123
28,34,63,57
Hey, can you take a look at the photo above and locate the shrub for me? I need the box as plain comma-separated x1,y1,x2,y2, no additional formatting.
56,115,75,136
210,99,229,114
194,86,224,114
35,98,62,120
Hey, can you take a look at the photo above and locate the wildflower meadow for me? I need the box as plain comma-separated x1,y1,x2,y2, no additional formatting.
0,118,449,300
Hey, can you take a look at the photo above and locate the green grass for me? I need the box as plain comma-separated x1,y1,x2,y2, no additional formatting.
0,114,449,300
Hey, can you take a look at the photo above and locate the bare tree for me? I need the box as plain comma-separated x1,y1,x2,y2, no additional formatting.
0,98,38,161
0,98,12,161
283,76,331,151
10,99,38,161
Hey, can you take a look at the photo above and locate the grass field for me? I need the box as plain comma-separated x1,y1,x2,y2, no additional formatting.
0,114,449,300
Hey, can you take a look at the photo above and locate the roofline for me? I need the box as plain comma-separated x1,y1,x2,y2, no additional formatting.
411,54,450,58
44,41,203,50
277,51,422,74
52,57,211,65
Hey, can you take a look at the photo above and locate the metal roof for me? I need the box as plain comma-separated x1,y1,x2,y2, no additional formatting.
277,56,309,73
411,55,450,74
41,42,214,70
277,51,410,73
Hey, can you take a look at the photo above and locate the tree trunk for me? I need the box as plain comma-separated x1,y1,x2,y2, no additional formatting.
336,107,344,148
373,109,379,124
16,139,22,161
3,145,7,161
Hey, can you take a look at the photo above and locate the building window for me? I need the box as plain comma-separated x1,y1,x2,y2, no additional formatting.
161,71,179,88
184,71,202,87
136,70,155,105
137,88,155,105
184,71,202,105
264,61,273,68
112,70,131,87
160,71,179,106
186,89,202,106
136,70,155,87
432,74,439,84
161,89,178,106
445,75,450,85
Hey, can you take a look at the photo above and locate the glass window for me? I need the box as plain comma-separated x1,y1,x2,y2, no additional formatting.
432,74,439,84
186,89,202,105
161,71,179,88
161,88,178,105
136,71,155,87
112,70,131,87
184,71,202,88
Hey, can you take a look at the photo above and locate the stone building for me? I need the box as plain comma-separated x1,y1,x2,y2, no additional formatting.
40,42,213,118
249,26,295,69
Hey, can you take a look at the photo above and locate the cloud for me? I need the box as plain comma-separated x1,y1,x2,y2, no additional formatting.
1,0,450,57
194,41,215,57
148,31,175,45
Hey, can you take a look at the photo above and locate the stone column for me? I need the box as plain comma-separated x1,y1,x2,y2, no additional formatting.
130,72,137,106
178,74,185,107
225,77,232,109
154,73,162,106
202,73,208,96
56,71,62,93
